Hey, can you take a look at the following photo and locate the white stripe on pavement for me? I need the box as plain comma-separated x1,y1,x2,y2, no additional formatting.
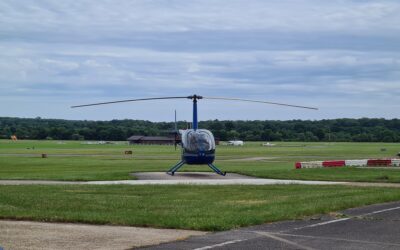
293,205,400,231
193,239,246,250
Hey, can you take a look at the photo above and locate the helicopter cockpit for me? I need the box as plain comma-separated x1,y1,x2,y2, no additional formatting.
180,129,216,165
181,129,216,152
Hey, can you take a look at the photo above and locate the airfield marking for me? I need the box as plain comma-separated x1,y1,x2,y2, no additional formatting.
143,201,400,250
292,218,351,230
193,239,247,250
292,205,400,231
253,231,316,250
269,232,400,248
361,205,400,216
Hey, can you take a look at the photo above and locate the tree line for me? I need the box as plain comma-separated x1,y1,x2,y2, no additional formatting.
1,117,400,142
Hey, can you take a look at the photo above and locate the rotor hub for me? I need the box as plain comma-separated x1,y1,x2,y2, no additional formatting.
188,95,203,101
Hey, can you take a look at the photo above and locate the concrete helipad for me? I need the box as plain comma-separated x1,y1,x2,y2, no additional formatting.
2,172,400,187
89,178,346,185
131,172,257,180
89,172,347,185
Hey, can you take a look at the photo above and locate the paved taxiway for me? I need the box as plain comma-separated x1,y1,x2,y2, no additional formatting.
140,201,400,250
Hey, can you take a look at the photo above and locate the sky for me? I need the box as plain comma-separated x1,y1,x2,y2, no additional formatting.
1,0,399,122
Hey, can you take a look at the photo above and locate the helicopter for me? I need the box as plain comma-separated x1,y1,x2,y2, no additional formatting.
72,94,317,176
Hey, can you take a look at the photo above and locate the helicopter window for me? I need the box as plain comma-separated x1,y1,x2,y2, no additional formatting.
183,130,215,152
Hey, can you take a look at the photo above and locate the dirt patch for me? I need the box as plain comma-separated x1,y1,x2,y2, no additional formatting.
0,220,206,250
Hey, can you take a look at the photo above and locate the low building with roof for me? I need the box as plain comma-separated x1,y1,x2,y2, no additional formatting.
127,134,218,145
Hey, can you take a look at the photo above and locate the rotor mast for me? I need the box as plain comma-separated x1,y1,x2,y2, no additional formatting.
188,95,202,131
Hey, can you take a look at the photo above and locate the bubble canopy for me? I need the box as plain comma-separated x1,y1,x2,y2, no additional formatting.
181,129,216,152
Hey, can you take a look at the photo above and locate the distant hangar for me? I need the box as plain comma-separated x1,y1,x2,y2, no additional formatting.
127,135,179,145
127,135,219,145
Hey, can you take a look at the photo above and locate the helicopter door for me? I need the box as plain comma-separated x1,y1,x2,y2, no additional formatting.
181,129,216,152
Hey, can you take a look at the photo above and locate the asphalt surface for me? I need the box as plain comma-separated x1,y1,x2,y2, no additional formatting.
139,201,400,250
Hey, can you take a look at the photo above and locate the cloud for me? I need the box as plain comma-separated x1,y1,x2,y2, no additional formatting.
0,0,399,120
2,0,400,34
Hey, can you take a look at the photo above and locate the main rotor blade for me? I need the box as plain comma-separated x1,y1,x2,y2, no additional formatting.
203,97,318,110
71,96,189,108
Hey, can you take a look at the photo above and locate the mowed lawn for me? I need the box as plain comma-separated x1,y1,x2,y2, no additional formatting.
1,184,400,231
1,140,400,231
0,140,400,182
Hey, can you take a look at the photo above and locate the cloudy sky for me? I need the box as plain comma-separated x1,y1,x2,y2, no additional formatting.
1,0,399,121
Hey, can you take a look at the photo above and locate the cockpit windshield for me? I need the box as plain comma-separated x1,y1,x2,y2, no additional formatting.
181,129,215,152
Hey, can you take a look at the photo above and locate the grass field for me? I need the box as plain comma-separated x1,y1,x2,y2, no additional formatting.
1,140,400,182
1,184,400,231
1,140,400,230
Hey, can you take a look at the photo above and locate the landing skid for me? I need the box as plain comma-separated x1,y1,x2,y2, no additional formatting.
166,160,185,176
166,161,226,176
207,163,226,176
